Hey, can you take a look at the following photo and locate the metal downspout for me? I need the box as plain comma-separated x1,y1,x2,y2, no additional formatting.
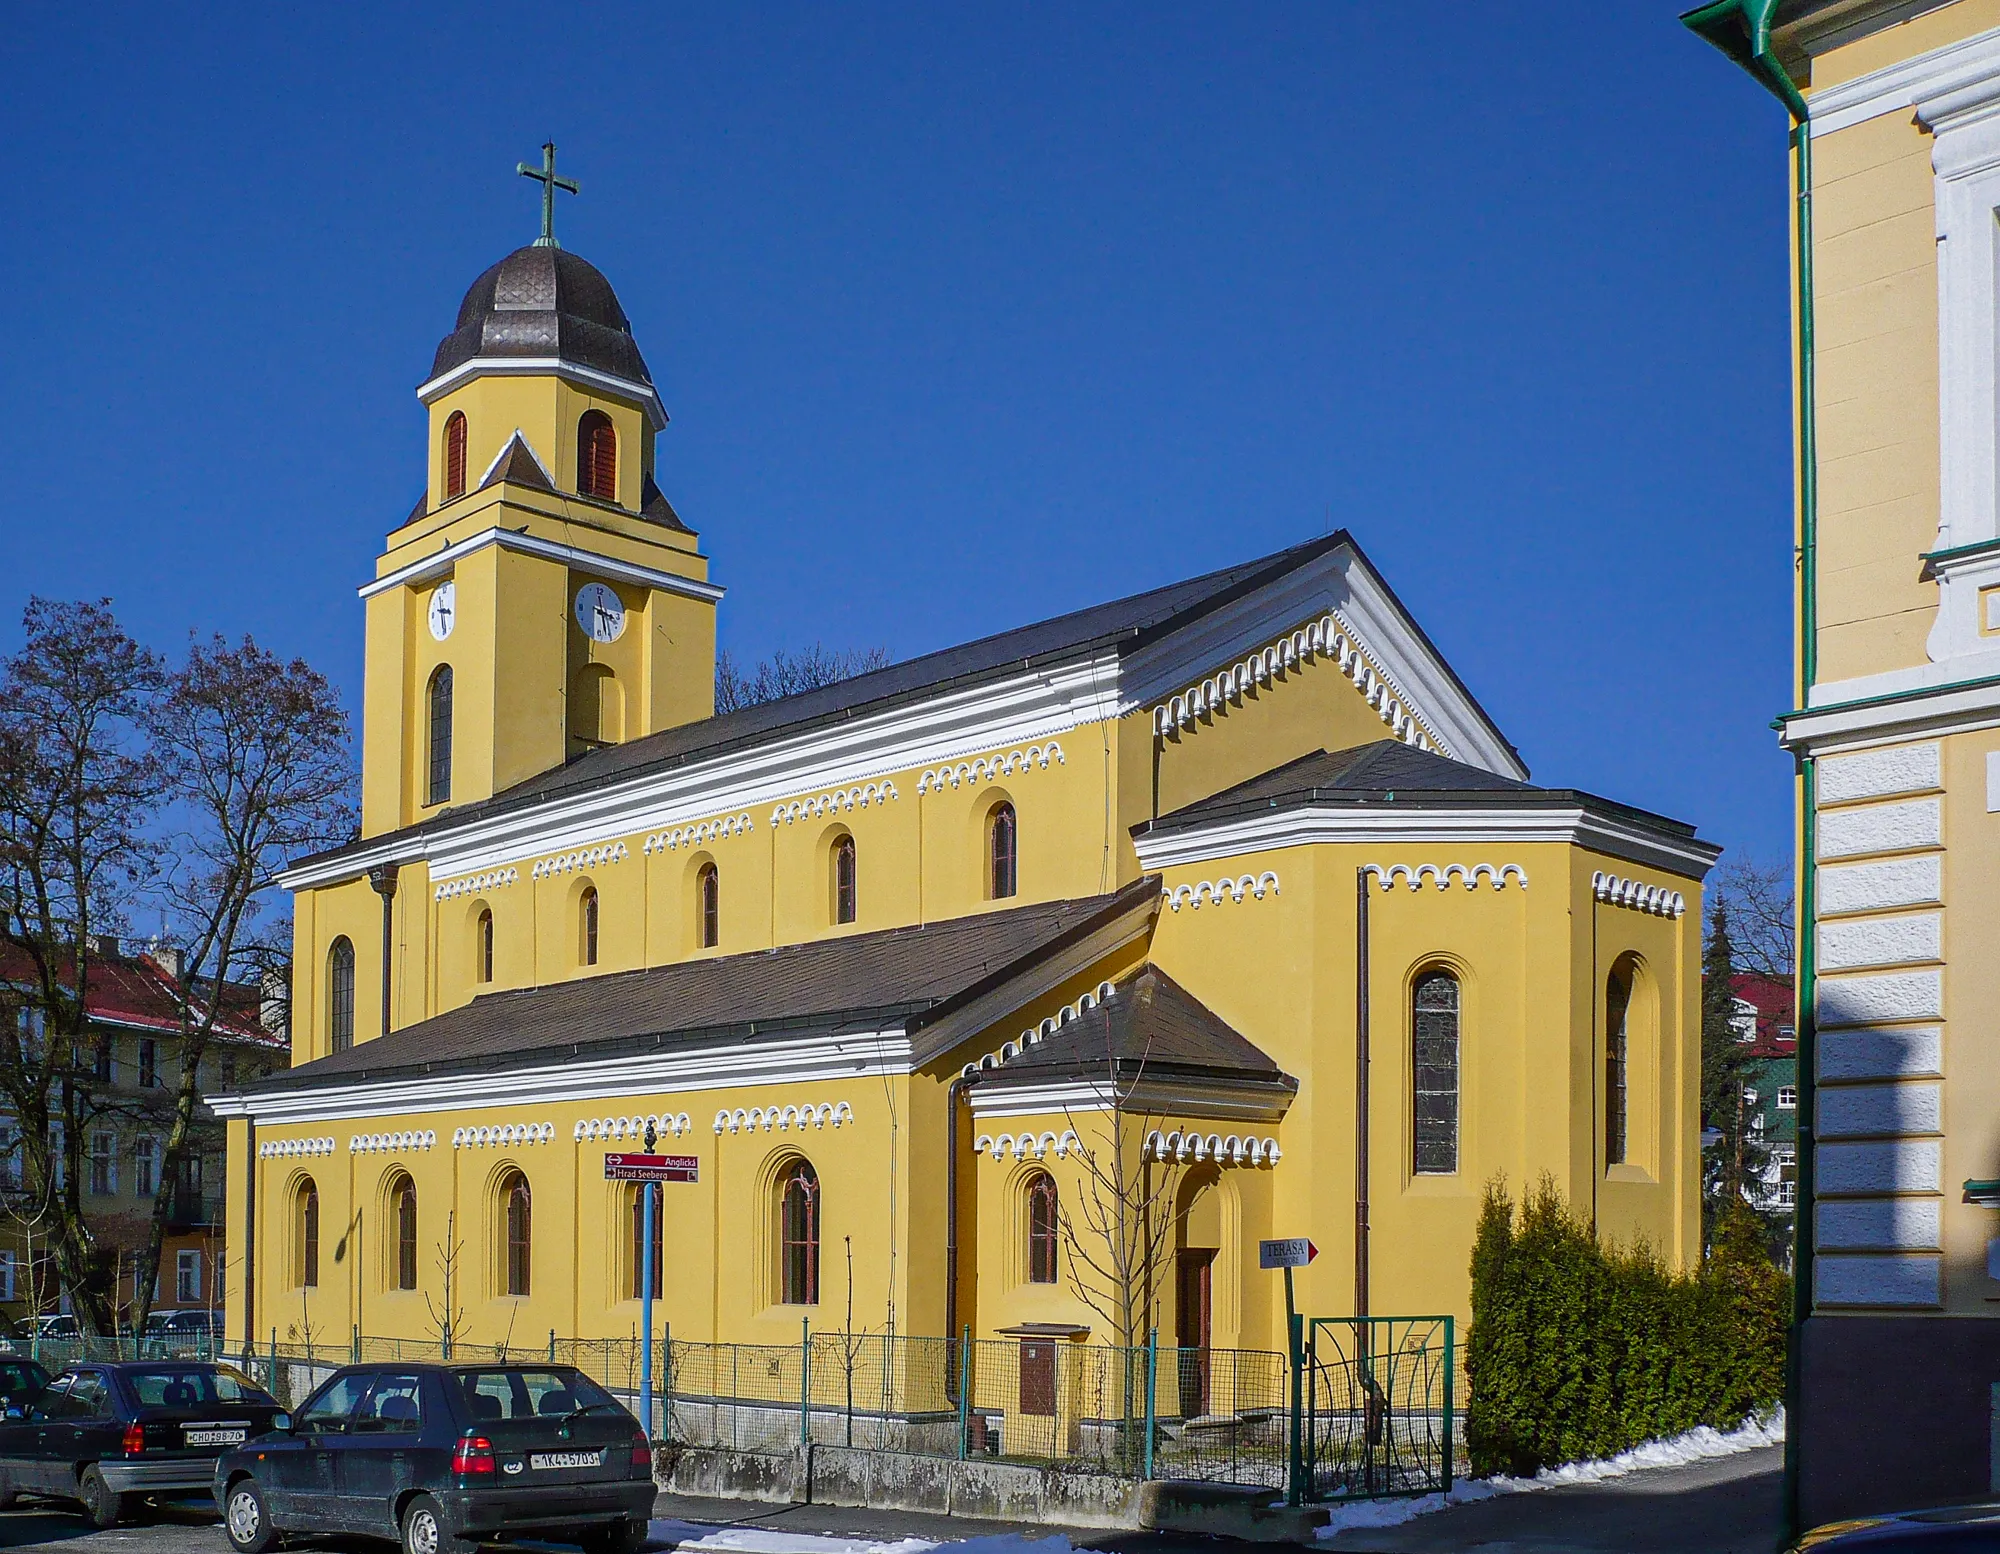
944,1069,975,1369
1682,4,1816,1538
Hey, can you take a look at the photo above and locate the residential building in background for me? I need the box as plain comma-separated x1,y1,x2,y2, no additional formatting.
1689,0,2000,1526
1733,970,1799,1218
0,941,286,1325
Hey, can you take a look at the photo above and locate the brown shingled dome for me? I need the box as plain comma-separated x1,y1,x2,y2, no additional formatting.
427,246,654,390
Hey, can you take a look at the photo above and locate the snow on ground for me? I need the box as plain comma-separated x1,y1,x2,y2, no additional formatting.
1314,1408,1786,1539
649,1524,1101,1554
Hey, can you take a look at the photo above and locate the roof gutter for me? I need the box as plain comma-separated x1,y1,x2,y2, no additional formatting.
1681,6,1816,1545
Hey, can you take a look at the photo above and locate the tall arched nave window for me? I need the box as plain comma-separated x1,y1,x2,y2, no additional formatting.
697,863,720,949
832,836,857,926
780,1159,820,1305
297,1178,320,1288
327,938,355,1054
580,886,599,967
427,665,454,805
502,1170,532,1297
1026,1170,1059,1284
989,802,1017,900
1412,969,1460,1176
390,1173,417,1291
1606,961,1634,1167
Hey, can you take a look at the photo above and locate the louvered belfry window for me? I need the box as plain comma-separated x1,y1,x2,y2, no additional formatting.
443,411,468,499
578,411,617,500
989,802,1017,900
1412,970,1460,1176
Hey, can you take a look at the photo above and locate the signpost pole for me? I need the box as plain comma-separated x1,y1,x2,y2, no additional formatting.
640,1121,658,1440
1258,1237,1317,1508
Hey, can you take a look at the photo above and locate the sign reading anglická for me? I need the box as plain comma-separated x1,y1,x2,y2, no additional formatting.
1259,1237,1318,1270
604,1153,699,1183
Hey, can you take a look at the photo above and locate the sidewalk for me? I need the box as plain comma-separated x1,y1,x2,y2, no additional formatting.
1318,1444,1785,1554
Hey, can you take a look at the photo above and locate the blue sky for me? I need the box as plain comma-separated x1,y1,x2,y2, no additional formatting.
2,5,1795,864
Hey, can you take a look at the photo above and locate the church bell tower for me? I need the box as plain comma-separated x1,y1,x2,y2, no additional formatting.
356,148,720,839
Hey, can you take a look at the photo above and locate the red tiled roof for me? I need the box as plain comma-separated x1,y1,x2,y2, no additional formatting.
0,945,275,1045
1731,970,1795,1057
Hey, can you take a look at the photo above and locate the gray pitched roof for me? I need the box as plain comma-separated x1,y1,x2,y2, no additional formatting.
244,878,1160,1096
1136,739,1705,846
479,432,554,493
972,965,1293,1093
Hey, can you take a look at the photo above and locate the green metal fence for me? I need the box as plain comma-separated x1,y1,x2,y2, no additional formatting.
1301,1316,1455,1502
227,1318,1453,1503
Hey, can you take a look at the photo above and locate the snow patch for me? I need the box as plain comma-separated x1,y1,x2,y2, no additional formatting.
649,1525,1108,1554
1313,1408,1785,1539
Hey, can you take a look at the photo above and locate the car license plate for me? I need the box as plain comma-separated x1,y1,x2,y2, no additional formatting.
529,1449,603,1470
185,1426,247,1447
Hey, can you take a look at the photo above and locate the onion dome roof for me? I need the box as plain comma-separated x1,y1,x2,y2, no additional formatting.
427,245,654,391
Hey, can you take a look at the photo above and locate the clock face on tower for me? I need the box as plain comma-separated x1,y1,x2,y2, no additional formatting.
427,581,456,642
574,582,627,644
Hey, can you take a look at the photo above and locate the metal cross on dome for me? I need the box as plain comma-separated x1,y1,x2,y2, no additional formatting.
517,142,579,249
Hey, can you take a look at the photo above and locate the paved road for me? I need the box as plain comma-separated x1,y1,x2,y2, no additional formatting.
1319,1444,1786,1554
0,1449,1786,1554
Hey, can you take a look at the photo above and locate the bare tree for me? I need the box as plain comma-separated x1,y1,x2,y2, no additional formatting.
0,599,162,1332
128,634,354,1333
714,644,890,715
425,1209,466,1357
1711,855,1795,982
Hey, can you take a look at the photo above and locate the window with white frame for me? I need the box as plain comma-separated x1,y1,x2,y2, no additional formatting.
1778,1086,1797,1110
134,1136,158,1198
1777,1180,1797,1207
175,1250,201,1305
89,1131,115,1196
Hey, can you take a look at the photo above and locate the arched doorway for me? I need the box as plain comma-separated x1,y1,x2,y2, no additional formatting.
1175,1166,1221,1417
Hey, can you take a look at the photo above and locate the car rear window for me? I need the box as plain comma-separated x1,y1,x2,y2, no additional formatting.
125,1365,274,1408
456,1369,617,1423
0,1363,45,1397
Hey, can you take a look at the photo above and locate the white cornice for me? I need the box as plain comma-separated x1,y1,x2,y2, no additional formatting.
1781,674,2000,751
416,358,669,431
966,1076,1293,1123
1118,546,1523,780
1806,22,2000,136
1132,806,1718,880
208,1028,913,1127
356,526,725,606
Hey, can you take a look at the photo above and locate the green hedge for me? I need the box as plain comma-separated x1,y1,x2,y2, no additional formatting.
1465,1177,1787,1478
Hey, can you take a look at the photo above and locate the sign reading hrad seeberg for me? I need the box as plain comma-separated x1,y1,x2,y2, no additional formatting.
603,1153,699,1183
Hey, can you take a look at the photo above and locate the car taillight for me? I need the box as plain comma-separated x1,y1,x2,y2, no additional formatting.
122,1421,145,1455
452,1434,496,1475
630,1437,652,1468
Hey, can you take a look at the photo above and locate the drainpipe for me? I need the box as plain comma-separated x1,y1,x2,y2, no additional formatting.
944,1068,977,1373
243,1119,256,1361
1681,6,1815,1540
368,865,399,1039
1355,868,1372,1322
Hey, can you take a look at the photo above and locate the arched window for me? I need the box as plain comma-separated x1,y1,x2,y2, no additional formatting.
1606,963,1633,1167
427,665,453,806
297,1178,320,1288
327,938,355,1054
502,1171,532,1297
391,1174,417,1292
630,1184,663,1300
580,887,599,966
1026,1171,1059,1284
1412,969,1460,1176
698,863,720,949
988,802,1017,900
476,909,494,985
832,836,857,926
443,411,468,500
578,411,617,501
779,1159,819,1305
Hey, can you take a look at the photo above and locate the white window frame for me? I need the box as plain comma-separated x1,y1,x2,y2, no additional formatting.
1778,1085,1798,1111
174,1250,201,1305
88,1131,116,1197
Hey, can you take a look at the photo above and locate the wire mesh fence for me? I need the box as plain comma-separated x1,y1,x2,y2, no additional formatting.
217,1319,1451,1501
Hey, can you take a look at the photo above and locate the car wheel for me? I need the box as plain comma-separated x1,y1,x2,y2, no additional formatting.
224,1477,278,1554
579,1519,648,1554
78,1465,121,1530
402,1493,448,1554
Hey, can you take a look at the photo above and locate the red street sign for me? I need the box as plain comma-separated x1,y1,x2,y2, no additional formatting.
604,1153,698,1183
1259,1237,1318,1270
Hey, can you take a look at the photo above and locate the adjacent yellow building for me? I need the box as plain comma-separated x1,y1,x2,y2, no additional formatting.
1688,0,2000,1526
212,233,1713,1409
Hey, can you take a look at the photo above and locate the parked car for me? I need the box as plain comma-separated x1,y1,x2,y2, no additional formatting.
1793,1502,2000,1548
0,1359,48,1416
141,1309,220,1353
0,1360,282,1527
0,1314,30,1357
29,1314,80,1343
214,1362,655,1554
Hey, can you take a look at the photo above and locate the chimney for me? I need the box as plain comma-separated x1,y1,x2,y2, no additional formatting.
90,934,120,960
150,945,185,982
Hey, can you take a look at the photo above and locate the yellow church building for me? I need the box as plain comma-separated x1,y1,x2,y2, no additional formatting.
212,226,1717,1391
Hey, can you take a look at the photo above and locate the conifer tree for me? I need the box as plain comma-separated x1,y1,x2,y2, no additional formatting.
1700,902,1767,1238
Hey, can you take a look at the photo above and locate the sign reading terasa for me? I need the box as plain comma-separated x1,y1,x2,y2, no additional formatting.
1258,1237,1318,1270
603,1153,699,1183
